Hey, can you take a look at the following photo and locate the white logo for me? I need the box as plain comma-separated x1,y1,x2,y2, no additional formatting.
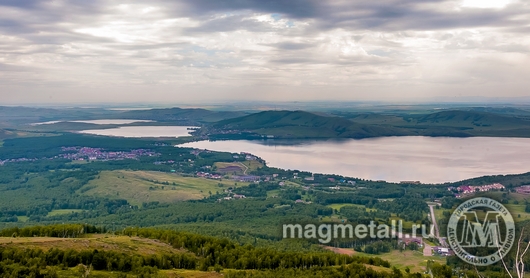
447,197,515,266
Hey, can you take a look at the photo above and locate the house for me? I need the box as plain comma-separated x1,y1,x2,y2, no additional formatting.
433,247,453,256
401,237,423,246
516,185,530,194
233,194,246,199
232,175,260,182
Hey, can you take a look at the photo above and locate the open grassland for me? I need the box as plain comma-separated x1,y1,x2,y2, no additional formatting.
327,203,376,212
80,170,249,206
505,204,530,222
214,162,245,174
468,192,530,222
241,160,264,171
432,207,448,224
47,209,85,217
0,234,185,256
475,191,530,202
214,160,263,175
362,250,446,273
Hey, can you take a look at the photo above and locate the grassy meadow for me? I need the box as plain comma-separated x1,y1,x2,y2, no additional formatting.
80,170,249,206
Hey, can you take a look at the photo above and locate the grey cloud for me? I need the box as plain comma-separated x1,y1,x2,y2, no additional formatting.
170,0,530,33
175,0,319,19
270,42,314,50
184,14,280,33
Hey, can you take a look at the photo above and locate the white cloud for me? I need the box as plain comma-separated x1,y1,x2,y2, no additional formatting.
0,0,529,104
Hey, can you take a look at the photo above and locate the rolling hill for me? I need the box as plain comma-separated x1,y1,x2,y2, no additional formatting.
414,110,530,128
205,109,530,139
208,110,411,139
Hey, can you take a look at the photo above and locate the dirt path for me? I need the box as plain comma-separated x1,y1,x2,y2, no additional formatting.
423,243,432,256
238,162,249,175
323,246,356,256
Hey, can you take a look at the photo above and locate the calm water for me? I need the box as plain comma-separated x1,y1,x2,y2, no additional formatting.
79,126,196,138
180,136,530,183
31,119,153,125
71,119,153,124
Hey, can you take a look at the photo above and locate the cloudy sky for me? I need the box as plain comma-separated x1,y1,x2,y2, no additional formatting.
1,0,529,104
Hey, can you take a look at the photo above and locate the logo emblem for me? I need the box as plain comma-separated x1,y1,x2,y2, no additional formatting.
447,197,515,266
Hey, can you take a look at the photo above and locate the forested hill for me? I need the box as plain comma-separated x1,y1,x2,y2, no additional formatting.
0,224,439,278
208,110,410,139
204,109,530,139
415,110,530,127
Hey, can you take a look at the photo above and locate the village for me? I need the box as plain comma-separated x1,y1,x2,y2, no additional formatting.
448,183,506,198
0,146,159,166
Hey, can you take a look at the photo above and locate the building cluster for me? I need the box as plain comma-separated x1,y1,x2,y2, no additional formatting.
1,146,158,166
433,246,453,256
232,175,261,182
240,152,258,161
448,183,505,197
195,172,222,179
218,193,247,202
515,185,530,194
60,147,158,161
0,157,40,165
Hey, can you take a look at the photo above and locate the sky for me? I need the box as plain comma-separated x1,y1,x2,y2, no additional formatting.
1,0,530,104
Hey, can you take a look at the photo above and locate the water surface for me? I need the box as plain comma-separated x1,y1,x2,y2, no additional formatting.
71,119,153,124
31,119,153,125
79,126,195,138
180,136,530,183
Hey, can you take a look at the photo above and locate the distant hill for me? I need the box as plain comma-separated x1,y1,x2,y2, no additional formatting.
209,110,410,139
116,107,248,123
0,106,248,128
206,109,530,139
415,110,530,128
0,129,12,139
463,107,530,116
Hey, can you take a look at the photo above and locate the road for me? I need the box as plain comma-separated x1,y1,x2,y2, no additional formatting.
429,204,447,247
429,205,440,238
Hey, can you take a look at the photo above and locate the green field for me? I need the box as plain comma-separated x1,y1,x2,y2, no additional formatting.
47,209,85,217
214,162,245,175
327,203,376,212
362,250,446,273
241,160,265,171
17,216,29,222
80,170,249,206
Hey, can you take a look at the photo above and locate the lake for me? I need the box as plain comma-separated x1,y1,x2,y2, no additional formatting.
79,126,196,138
180,136,530,183
31,119,153,125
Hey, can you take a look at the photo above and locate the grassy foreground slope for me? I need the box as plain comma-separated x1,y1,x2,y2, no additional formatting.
0,225,408,278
